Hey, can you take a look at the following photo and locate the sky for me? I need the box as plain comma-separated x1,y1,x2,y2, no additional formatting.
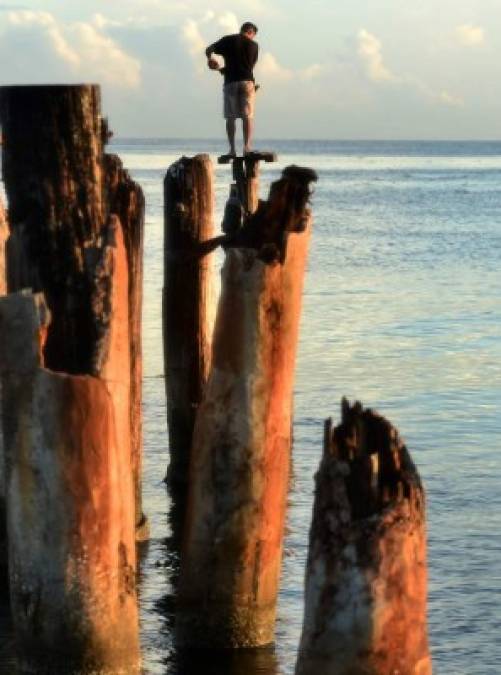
0,0,500,139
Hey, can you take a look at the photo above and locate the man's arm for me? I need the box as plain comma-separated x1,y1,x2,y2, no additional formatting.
206,40,222,71
205,41,218,59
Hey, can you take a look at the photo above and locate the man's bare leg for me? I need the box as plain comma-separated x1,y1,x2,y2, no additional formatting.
226,119,236,155
243,117,254,154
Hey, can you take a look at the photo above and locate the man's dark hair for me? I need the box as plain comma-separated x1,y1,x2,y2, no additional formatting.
240,22,258,34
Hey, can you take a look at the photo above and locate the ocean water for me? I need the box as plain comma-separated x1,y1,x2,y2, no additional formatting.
1,139,500,674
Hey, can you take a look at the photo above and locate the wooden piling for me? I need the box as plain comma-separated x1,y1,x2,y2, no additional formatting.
0,291,140,672
0,84,146,536
0,199,7,582
105,153,147,539
163,154,214,494
0,85,141,667
176,166,317,648
296,399,431,675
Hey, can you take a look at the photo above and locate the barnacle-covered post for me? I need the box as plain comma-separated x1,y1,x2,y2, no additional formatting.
296,400,431,675
163,155,215,497
0,85,140,670
177,166,317,648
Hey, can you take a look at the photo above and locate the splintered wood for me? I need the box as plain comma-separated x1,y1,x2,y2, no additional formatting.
296,399,431,675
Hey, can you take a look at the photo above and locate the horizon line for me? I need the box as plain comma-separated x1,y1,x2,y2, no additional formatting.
109,137,501,143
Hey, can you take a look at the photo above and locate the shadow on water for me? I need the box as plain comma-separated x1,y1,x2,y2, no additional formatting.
164,646,279,675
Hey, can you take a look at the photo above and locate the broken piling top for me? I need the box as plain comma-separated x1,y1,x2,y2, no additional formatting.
296,399,431,675
324,397,425,518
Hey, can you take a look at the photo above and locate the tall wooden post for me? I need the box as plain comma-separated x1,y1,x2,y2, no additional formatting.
177,166,317,648
105,153,147,539
0,85,141,668
163,154,214,495
0,199,7,583
296,400,431,675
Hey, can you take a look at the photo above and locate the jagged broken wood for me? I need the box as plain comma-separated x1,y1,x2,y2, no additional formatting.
163,154,215,496
177,165,317,648
296,399,431,675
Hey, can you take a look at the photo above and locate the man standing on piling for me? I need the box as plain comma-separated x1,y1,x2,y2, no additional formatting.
205,22,258,156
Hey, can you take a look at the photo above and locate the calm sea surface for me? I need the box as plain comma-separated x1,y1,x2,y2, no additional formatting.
1,139,500,674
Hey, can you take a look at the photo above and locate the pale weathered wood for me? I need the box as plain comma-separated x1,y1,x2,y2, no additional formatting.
296,400,431,675
163,154,215,495
177,166,316,648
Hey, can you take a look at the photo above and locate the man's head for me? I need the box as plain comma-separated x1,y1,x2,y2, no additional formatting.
240,22,258,39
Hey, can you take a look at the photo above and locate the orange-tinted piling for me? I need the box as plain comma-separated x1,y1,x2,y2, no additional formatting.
0,291,140,672
177,166,317,648
105,153,147,539
296,400,431,675
0,85,142,669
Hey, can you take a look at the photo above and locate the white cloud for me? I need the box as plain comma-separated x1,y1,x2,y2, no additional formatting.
257,52,292,81
216,11,239,34
356,28,464,108
182,18,206,61
438,90,464,107
2,11,141,87
455,24,485,47
357,29,396,82
299,63,325,81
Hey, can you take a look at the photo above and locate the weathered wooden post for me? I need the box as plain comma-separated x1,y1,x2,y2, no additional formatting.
177,166,317,648
0,85,141,668
163,154,215,494
0,290,140,672
105,153,148,539
296,399,431,675
0,199,7,584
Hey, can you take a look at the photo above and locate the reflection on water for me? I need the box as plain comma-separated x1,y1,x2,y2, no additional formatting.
165,647,279,675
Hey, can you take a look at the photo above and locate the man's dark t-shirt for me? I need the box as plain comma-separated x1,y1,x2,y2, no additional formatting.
212,34,258,84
